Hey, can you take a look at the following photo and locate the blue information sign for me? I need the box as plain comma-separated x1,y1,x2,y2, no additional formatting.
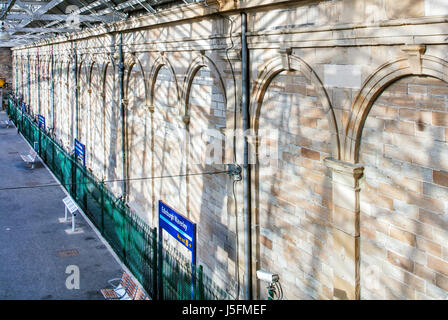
159,200,196,258
158,200,197,299
74,138,86,166
38,114,45,130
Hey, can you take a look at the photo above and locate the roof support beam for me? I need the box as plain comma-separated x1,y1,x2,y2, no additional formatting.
6,13,118,22
16,1,50,5
11,26,74,33
135,0,156,14
0,0,18,20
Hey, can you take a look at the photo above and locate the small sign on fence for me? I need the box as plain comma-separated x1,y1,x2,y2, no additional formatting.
38,114,45,130
74,138,86,166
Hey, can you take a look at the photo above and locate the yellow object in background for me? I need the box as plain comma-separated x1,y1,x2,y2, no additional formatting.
0,78,5,88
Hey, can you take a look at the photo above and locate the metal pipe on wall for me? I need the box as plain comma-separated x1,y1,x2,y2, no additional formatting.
36,49,40,115
241,11,252,300
73,42,78,140
118,33,127,199
27,53,30,109
51,46,55,130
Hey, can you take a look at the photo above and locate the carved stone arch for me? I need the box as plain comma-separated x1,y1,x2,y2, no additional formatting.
124,52,138,71
101,61,115,95
55,59,64,85
77,57,92,85
182,53,227,125
87,60,99,91
40,56,49,79
92,53,108,72
345,46,448,163
124,55,148,104
250,52,340,159
148,52,181,114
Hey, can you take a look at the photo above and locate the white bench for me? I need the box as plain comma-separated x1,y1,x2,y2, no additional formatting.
20,149,39,169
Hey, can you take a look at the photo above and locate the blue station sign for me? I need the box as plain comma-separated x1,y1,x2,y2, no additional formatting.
157,200,198,299
38,114,45,130
74,138,86,166
158,200,196,255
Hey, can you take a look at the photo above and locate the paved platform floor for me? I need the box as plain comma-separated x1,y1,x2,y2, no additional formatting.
0,110,124,299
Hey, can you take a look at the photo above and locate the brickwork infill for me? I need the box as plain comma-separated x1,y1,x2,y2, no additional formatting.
256,71,333,300
360,76,448,300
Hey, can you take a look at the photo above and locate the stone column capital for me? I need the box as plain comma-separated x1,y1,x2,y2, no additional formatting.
324,157,364,188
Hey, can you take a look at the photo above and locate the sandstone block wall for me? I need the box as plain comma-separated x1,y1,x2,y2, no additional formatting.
11,0,448,299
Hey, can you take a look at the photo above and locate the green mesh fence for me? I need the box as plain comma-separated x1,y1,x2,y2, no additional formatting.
6,96,234,301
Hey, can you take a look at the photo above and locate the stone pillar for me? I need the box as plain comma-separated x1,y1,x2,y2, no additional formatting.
324,157,364,300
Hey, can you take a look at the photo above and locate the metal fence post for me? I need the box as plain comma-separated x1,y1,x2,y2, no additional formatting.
71,154,76,199
152,227,158,299
198,265,204,300
157,228,163,300
100,182,105,234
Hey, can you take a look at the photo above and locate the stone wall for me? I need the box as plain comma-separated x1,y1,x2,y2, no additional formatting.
11,0,448,300
0,48,12,86
360,76,448,299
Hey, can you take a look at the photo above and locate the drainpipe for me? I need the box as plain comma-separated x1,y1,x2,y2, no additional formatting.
19,54,22,100
15,55,18,97
51,46,55,130
27,53,30,109
36,49,40,115
241,12,252,300
118,33,127,199
73,42,79,140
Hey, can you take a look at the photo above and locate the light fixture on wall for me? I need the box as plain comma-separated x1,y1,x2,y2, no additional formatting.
0,21,10,41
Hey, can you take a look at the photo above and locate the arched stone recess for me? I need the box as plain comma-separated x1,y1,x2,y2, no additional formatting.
124,54,148,103
150,52,185,224
22,57,28,106
30,57,38,115
125,54,151,222
54,60,63,140
148,52,181,112
182,53,227,122
102,62,122,196
250,51,336,300
77,59,91,147
39,57,49,121
345,46,448,163
251,52,340,159
183,52,233,294
45,57,54,128
62,59,73,150
88,60,104,177
354,49,448,299
33,56,39,115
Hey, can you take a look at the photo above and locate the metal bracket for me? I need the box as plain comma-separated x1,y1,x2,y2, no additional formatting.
227,164,242,181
